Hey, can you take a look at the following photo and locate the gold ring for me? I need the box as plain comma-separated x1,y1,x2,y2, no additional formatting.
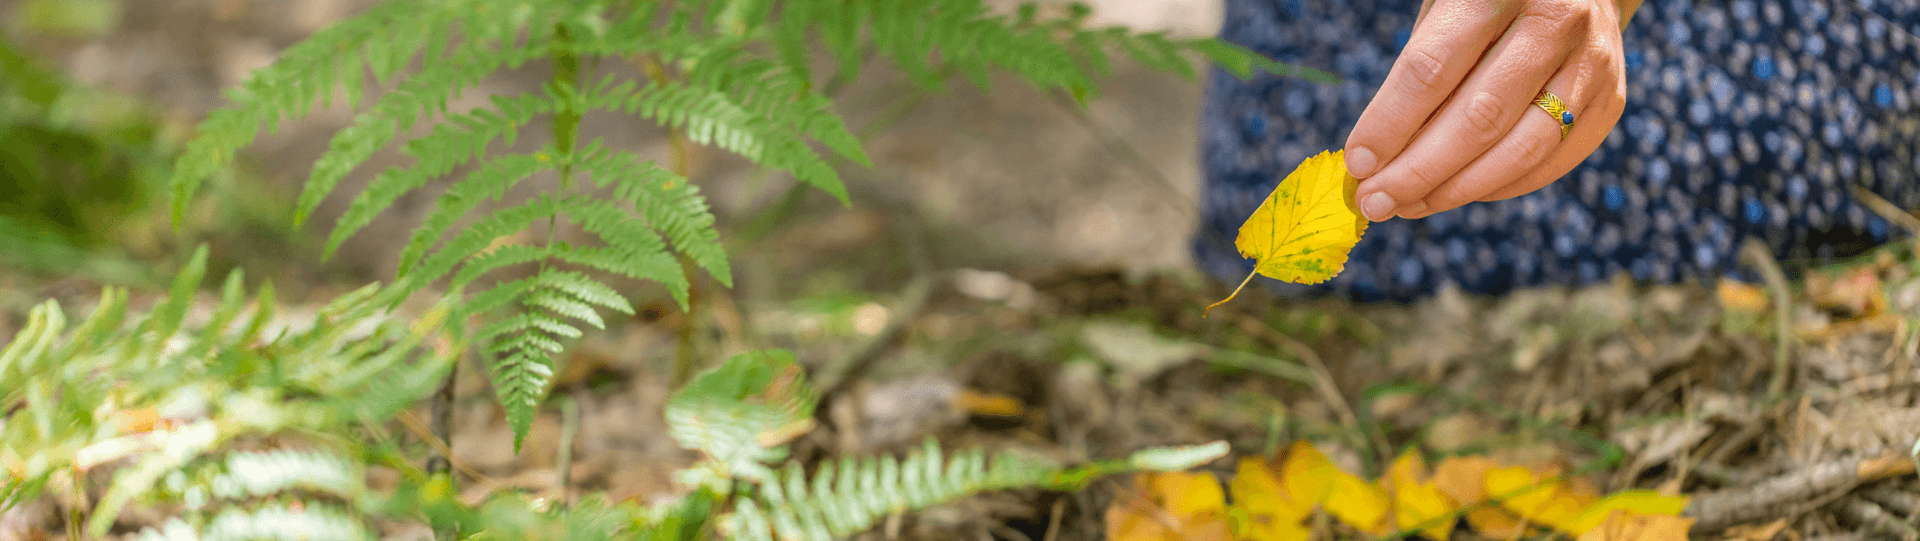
1533,90,1574,140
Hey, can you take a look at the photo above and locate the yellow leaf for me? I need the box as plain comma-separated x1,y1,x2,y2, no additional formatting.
1575,510,1694,541
1152,471,1229,520
1231,493,1313,541
1483,466,1595,534
1431,456,1527,538
1567,491,1689,535
1204,150,1368,316
1276,441,1390,535
1384,451,1430,489
1230,456,1313,526
1107,472,1233,541
1383,452,1460,541
1715,279,1769,314
1395,482,1458,541
1430,456,1495,505
1327,471,1393,536
111,407,159,434
1280,441,1339,505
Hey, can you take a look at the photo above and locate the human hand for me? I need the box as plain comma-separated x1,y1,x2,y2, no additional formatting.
1343,0,1641,222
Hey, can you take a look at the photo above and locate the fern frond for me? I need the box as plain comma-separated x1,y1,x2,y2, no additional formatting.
135,503,372,541
213,450,364,501
546,198,689,305
486,347,555,449
725,440,1061,541
144,244,212,338
464,266,638,448
326,92,559,258
166,1,454,222
408,191,566,287
0,241,459,533
296,12,573,227
595,75,847,202
405,191,684,313
724,438,1233,541
393,152,554,277
574,142,730,288
666,350,816,481
441,197,684,304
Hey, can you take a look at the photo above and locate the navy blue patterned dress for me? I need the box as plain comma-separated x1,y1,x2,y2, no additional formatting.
1196,0,1920,301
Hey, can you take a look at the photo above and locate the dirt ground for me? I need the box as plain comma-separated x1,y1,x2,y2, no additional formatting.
4,0,1920,540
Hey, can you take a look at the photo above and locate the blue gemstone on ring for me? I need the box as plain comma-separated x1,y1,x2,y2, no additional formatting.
1561,111,1575,125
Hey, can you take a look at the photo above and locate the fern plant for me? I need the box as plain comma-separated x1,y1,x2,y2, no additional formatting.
660,346,1232,541
163,0,1333,446
0,245,462,537
0,249,1227,539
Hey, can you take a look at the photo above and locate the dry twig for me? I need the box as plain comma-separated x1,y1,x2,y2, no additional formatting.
1687,452,1916,533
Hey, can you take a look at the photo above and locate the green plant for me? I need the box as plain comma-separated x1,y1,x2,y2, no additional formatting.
6,0,1337,538
0,33,169,278
0,246,1230,539
0,246,462,536
164,0,1329,446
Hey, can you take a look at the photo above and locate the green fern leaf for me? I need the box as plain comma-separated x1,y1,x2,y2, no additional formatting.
490,347,555,450
394,152,553,277
464,266,639,448
576,144,731,287
134,503,372,541
166,0,444,223
144,244,210,337
324,92,558,258
217,450,364,500
666,349,816,481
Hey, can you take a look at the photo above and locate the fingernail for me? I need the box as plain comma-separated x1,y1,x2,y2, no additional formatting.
1360,192,1396,222
1396,201,1429,219
1346,147,1378,178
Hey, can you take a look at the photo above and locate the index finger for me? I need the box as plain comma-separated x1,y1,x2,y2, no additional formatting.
1342,0,1518,180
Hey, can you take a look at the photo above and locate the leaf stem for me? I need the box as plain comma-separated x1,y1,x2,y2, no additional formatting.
1203,269,1258,318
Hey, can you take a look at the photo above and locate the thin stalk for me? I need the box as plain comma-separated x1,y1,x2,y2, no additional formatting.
638,54,704,387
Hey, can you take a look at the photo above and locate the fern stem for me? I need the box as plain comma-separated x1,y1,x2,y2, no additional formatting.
429,358,458,541
426,357,457,477
557,393,579,497
672,255,703,387
638,53,706,387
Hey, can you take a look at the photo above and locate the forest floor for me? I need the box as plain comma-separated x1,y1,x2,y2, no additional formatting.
4,0,1919,539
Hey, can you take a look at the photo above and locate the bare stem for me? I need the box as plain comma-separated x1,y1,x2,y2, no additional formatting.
1203,270,1258,318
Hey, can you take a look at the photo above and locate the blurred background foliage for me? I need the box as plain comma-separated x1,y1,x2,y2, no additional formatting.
1,0,161,282
0,0,307,290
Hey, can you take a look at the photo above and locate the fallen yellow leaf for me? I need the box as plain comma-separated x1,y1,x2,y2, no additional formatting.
111,407,160,434
1280,441,1340,505
1567,490,1689,535
1229,456,1313,541
1327,470,1393,536
1484,465,1597,535
1382,451,1460,541
1155,471,1229,520
1575,510,1694,541
1107,471,1233,541
1715,279,1770,314
1204,150,1368,316
1276,441,1390,535
1429,456,1495,505
1431,455,1527,538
